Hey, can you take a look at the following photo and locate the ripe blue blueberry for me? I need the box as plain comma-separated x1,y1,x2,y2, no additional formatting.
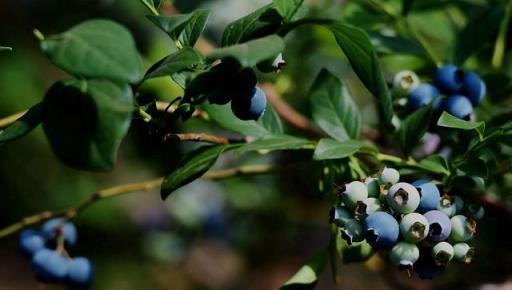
412,179,441,213
431,242,454,266
332,206,352,227
438,195,457,217
42,218,77,247
19,230,46,258
32,249,69,282
341,219,365,245
434,64,464,93
407,83,440,110
461,72,486,106
364,177,380,198
340,181,368,208
231,87,267,121
364,212,399,248
379,167,400,187
67,257,95,288
445,95,473,120
390,242,419,270
400,213,430,243
466,204,485,220
386,182,420,214
450,215,476,242
424,210,452,242
414,248,445,279
453,242,474,264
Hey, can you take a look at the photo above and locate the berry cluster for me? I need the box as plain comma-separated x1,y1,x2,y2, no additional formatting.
403,64,486,120
332,167,484,279
18,218,94,288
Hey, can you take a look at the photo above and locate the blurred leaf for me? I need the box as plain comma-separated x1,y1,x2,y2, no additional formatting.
273,0,304,21
0,103,43,145
236,135,313,153
0,46,12,51
368,32,426,55
161,145,237,200
399,105,433,156
402,0,415,15
313,139,371,160
310,69,361,141
483,72,512,103
208,35,285,67
280,248,328,290
437,112,485,136
201,103,269,138
179,9,210,47
41,19,142,83
221,4,282,46
144,48,203,80
260,104,283,134
418,155,450,175
453,6,504,65
329,22,393,128
42,80,133,171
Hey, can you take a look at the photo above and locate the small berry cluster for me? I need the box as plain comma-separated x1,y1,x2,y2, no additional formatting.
18,218,94,288
332,167,484,279
397,64,486,120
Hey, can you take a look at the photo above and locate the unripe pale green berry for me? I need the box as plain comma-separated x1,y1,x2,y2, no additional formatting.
364,177,380,198
386,182,420,214
341,219,365,245
332,207,352,227
356,198,382,216
389,242,419,270
453,243,474,264
438,195,457,217
341,241,374,264
466,204,484,220
431,242,454,266
400,213,429,243
450,215,476,242
340,181,368,208
453,195,464,214
379,167,400,187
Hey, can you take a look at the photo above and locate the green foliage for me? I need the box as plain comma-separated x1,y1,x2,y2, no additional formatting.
273,0,304,21
236,135,313,153
280,248,328,290
313,139,373,160
0,103,43,145
144,48,204,80
148,9,210,47
399,104,433,155
437,112,485,136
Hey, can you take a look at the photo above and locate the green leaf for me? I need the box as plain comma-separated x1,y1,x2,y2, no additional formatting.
310,69,362,141
144,48,203,80
437,112,485,136
402,0,415,15
399,104,433,156
260,104,283,134
453,6,504,65
179,9,210,47
313,139,371,160
42,80,133,171
329,22,393,128
148,14,193,40
418,155,450,176
280,248,328,290
221,4,282,46
40,19,142,83
273,0,304,21
0,103,43,145
161,145,235,200
208,35,285,67
236,135,313,153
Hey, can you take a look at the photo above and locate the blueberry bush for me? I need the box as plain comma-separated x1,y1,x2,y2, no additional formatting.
1,0,512,289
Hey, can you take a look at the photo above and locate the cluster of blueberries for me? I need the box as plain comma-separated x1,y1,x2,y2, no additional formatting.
405,64,486,120
332,167,484,279
18,218,94,288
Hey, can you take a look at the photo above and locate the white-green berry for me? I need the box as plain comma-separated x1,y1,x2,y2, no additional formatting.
341,219,365,245
453,195,464,214
386,182,420,214
438,195,457,217
333,207,352,227
360,198,382,215
466,204,485,220
453,243,474,264
340,181,368,208
364,177,380,198
431,242,454,266
390,242,420,270
400,213,430,243
379,167,400,187
450,215,476,242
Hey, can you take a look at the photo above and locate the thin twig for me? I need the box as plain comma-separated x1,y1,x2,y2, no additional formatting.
0,110,27,129
163,132,236,145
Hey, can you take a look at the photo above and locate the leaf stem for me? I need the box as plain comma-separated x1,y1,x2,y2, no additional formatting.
0,110,27,129
140,0,160,16
492,3,512,69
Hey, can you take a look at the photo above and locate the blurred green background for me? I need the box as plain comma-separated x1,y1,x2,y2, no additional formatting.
1,0,511,289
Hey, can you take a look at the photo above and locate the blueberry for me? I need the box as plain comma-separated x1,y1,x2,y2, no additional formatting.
231,87,267,121
364,212,399,248
424,210,452,242
437,195,457,217
41,218,77,247
450,215,476,242
431,242,454,266
466,204,485,220
340,181,368,209
67,257,95,288
341,219,365,245
393,70,420,92
364,177,380,198
390,242,419,270
412,179,441,213
400,213,430,243
453,195,464,214
379,167,400,187
32,249,69,282
386,182,420,214
461,72,486,106
453,242,474,264
434,64,464,93
414,248,445,279
19,230,46,258
332,206,352,227
445,95,473,120
407,84,440,110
